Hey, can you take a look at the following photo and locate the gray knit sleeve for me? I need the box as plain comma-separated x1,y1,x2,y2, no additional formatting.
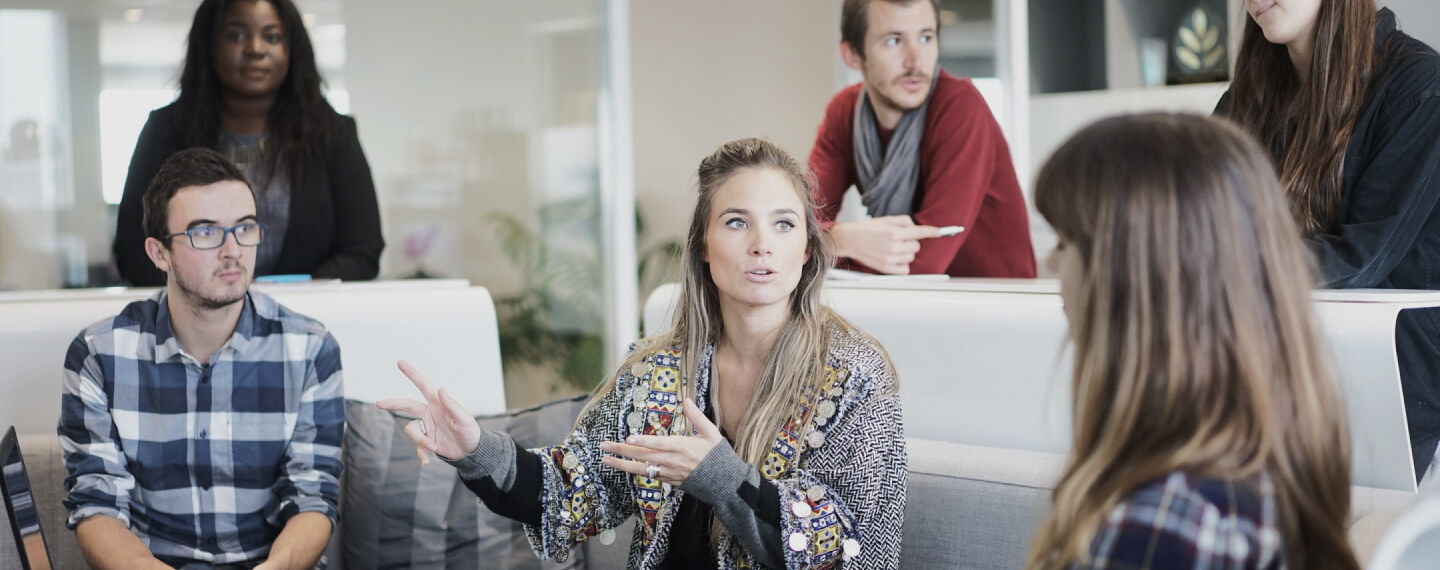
443,430,519,491
692,388,908,570
681,442,787,568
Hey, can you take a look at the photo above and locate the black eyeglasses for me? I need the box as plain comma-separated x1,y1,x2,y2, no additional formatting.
163,222,267,250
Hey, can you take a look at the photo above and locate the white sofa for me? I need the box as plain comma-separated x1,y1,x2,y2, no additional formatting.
2,278,1427,568
645,279,1440,492
0,279,507,436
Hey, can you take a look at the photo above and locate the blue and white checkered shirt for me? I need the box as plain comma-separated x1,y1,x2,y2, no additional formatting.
59,290,344,567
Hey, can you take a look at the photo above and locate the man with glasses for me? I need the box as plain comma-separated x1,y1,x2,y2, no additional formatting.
59,148,343,569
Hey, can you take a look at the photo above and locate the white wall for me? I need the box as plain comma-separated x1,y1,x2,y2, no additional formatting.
1381,1,1440,47
344,0,601,295
629,0,840,281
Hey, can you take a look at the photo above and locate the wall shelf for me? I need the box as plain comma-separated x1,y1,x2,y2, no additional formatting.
1028,0,1235,94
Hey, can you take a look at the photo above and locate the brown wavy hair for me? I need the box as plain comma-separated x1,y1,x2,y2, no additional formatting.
1026,114,1357,569
1224,0,1379,235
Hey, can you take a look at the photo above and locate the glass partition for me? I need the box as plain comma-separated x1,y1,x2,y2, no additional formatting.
0,0,632,408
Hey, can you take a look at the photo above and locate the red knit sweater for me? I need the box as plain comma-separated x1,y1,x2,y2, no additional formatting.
808,70,1037,277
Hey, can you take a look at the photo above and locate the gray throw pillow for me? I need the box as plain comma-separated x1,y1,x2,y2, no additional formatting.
340,395,590,569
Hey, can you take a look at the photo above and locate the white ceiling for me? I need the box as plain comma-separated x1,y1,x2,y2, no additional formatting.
2,0,346,69
0,0,342,26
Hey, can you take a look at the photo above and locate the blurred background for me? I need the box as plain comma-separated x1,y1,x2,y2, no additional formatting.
0,0,1434,407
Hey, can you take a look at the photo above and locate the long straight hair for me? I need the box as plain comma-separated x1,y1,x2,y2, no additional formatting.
1224,0,1379,235
578,137,896,548
177,0,333,189
1026,114,1357,569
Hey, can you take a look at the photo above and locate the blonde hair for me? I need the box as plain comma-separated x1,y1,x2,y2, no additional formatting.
1027,114,1357,569
579,137,895,550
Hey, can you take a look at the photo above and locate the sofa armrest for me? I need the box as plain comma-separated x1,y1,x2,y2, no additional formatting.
17,433,87,569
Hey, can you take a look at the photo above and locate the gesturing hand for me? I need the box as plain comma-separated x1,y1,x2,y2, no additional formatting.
599,399,723,486
375,360,483,465
829,215,943,274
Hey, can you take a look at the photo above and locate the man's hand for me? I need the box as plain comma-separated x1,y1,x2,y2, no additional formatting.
828,215,943,274
254,512,333,570
75,515,174,570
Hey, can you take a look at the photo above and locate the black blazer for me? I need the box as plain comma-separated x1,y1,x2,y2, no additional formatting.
113,103,384,286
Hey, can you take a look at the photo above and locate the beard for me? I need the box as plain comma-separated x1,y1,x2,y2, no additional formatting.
173,261,248,310
867,70,932,114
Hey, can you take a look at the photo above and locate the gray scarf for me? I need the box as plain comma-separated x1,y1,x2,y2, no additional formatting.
852,71,939,217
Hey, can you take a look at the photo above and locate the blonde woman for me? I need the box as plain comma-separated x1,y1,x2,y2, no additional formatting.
1026,114,1358,569
379,137,906,569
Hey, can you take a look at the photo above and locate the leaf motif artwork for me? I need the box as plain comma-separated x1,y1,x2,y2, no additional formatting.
1177,46,1201,70
1203,26,1220,51
1180,27,1201,52
1173,5,1226,73
1204,44,1225,67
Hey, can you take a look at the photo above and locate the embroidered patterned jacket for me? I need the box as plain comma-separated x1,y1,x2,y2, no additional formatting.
523,323,907,569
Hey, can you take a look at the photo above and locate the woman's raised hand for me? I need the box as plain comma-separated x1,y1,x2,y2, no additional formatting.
599,399,724,486
376,360,483,465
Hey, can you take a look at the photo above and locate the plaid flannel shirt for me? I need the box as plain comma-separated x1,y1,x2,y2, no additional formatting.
58,290,344,567
1080,472,1283,569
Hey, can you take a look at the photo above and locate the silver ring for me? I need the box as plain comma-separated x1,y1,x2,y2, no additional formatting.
645,462,659,479
414,419,428,436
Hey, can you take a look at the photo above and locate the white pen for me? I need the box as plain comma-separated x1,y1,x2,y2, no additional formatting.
938,225,965,237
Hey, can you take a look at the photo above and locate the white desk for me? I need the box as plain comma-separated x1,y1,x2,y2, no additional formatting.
643,278,1440,492
0,279,506,435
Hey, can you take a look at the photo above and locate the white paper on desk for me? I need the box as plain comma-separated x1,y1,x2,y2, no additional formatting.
826,268,950,281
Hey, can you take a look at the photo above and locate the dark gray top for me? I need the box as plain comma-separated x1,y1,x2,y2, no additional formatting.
218,131,290,276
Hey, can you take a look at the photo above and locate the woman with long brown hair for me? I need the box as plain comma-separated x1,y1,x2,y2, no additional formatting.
1218,0,1440,482
1027,113,1358,569
379,137,907,569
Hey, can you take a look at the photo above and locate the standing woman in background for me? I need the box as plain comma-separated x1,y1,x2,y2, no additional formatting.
1218,0,1440,481
114,0,383,286
1027,113,1358,569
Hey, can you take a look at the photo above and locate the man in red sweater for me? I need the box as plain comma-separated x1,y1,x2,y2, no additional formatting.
810,0,1036,277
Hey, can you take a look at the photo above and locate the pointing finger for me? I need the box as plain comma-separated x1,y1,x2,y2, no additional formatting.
376,397,429,418
902,225,943,240
397,360,442,406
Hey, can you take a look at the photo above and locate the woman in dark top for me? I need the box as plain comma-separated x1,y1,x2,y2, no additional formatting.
114,0,383,286
1027,114,1358,569
1217,0,1440,482
380,138,907,569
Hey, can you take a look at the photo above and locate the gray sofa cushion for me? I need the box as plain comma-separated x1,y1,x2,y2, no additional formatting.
340,396,593,569
899,439,1423,569
900,439,1064,570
